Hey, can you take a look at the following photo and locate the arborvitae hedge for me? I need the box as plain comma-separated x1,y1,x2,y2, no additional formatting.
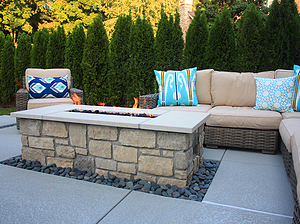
46,26,66,68
183,9,209,70
206,8,236,71
170,11,184,70
65,24,85,89
0,32,5,55
265,0,300,70
30,28,49,68
81,15,110,105
0,35,15,104
128,16,155,106
236,4,266,73
108,14,133,107
14,33,32,92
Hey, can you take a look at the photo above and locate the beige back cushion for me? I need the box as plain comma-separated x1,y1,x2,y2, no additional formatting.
275,69,293,78
25,68,72,90
211,71,257,107
242,71,275,79
195,69,213,104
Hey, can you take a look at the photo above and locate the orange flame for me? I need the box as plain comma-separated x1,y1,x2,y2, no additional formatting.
16,80,22,89
98,102,106,106
132,97,139,109
70,93,82,105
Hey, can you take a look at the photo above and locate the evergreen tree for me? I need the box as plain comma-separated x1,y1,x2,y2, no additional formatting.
205,8,236,71
128,16,155,106
0,32,5,55
265,0,300,70
0,35,15,104
236,4,266,72
108,14,133,106
81,15,110,105
30,28,49,68
46,25,66,68
183,9,209,70
14,33,32,92
65,24,85,89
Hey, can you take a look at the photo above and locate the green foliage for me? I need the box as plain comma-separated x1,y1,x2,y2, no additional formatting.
0,107,16,115
265,0,300,70
31,28,49,68
81,15,110,105
108,14,133,106
14,33,32,92
46,26,67,68
65,24,86,89
0,32,5,54
0,35,15,104
128,16,155,106
206,8,236,71
236,4,266,72
183,9,209,70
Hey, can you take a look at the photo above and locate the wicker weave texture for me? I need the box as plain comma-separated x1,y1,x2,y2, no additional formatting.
139,93,158,109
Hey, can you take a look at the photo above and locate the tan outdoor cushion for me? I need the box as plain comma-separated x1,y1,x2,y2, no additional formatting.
195,69,213,104
291,131,300,182
279,119,300,152
211,71,256,107
282,112,300,119
25,68,72,90
242,71,275,79
206,106,282,129
153,104,212,113
27,98,74,110
275,69,293,79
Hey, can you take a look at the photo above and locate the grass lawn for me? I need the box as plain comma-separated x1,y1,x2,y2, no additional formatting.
0,107,16,116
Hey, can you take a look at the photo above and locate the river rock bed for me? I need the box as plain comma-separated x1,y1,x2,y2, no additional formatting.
1,156,220,202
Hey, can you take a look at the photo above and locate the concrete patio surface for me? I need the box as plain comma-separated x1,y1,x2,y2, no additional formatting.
0,115,295,223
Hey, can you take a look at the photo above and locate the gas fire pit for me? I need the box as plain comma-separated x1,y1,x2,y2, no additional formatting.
11,104,210,188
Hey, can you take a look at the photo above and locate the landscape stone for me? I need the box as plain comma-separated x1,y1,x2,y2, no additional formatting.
88,125,118,141
28,137,54,150
119,128,156,148
20,119,41,136
157,132,192,150
75,147,88,155
140,149,160,156
173,191,181,198
21,136,28,146
113,145,137,163
95,158,117,171
22,147,46,166
74,155,94,172
47,158,73,168
118,163,137,174
139,156,173,176
56,146,75,159
89,140,111,158
43,121,68,138
69,123,86,148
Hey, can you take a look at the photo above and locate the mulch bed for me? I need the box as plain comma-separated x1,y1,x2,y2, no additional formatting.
0,100,16,108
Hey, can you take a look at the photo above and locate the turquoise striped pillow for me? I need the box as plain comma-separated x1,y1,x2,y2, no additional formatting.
293,65,300,112
154,67,198,106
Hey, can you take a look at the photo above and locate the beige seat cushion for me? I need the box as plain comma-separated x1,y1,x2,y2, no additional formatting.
291,131,300,183
206,106,282,130
282,112,300,119
275,69,293,79
195,69,213,105
242,71,275,79
153,104,212,113
279,119,300,152
27,98,74,110
25,68,72,90
211,71,256,107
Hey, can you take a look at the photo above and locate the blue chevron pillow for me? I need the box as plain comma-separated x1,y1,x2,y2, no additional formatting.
27,74,70,99
154,67,198,106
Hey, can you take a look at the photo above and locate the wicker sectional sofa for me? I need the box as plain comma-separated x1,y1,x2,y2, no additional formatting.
139,68,300,223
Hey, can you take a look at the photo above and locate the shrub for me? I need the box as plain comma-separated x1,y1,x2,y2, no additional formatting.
30,28,49,68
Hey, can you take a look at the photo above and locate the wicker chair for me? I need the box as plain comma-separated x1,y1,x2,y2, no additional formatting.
16,68,84,129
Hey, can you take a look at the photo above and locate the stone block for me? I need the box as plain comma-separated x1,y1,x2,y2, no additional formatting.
47,157,73,168
157,132,192,151
44,150,55,157
95,158,117,171
56,146,75,159
109,171,133,180
113,145,137,163
75,147,88,155
20,119,41,136
69,123,86,148
193,155,200,173
135,173,156,183
89,140,111,158
55,139,69,145
43,121,68,138
74,155,95,172
174,170,187,180
22,147,46,166
95,169,108,177
28,137,54,150
140,149,160,156
175,147,193,170
88,125,118,141
138,156,173,177
21,136,28,146
119,128,156,148
162,150,174,158
118,163,137,174
157,177,187,189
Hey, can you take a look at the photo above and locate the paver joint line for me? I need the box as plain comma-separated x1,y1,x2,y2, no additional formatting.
96,190,133,223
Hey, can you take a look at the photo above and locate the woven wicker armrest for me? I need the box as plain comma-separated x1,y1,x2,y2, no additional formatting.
139,93,158,109
70,88,84,104
16,88,29,112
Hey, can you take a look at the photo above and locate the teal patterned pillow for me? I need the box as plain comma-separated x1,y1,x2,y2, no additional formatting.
154,67,198,106
253,76,296,113
293,65,300,112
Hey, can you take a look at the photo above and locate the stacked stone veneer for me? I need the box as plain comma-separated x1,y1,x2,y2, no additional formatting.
20,118,205,188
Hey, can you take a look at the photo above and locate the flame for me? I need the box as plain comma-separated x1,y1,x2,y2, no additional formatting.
71,93,82,105
16,80,22,89
98,102,106,106
132,97,139,109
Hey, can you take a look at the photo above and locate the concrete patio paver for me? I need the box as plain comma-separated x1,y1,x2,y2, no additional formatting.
0,126,21,161
0,115,16,127
202,147,226,161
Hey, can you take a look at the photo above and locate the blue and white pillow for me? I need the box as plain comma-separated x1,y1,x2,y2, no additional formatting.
253,76,296,113
293,65,300,112
27,74,70,99
154,67,198,106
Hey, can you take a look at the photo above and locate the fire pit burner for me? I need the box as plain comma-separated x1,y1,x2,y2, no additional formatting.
69,109,157,118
